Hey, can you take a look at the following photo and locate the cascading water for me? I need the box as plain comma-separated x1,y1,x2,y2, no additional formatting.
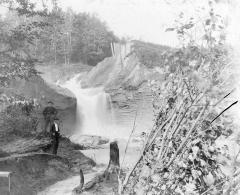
41,73,143,195
61,74,121,141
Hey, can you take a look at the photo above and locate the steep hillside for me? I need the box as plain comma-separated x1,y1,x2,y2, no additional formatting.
81,42,166,91
80,42,169,134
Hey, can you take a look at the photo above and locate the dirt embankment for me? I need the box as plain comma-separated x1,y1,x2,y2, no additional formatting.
0,132,95,195
1,74,77,136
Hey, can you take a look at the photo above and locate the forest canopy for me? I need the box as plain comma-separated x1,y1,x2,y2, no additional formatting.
0,0,118,74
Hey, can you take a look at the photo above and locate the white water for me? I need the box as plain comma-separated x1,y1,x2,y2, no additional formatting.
38,139,143,195
61,74,126,141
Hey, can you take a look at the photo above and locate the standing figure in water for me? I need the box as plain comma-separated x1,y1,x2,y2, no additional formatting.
50,118,60,155
43,101,58,132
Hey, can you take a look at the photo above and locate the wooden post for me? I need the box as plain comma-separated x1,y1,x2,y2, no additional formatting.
9,175,11,195
0,172,11,194
111,42,115,56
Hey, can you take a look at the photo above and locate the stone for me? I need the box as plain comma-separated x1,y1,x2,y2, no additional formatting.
71,135,109,149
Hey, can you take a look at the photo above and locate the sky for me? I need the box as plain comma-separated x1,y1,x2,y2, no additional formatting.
58,0,179,46
57,0,232,47
0,0,237,46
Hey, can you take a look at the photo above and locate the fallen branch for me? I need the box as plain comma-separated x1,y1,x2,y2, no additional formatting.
121,110,138,169
211,101,238,124
121,104,179,191
212,88,235,107
183,79,194,102
72,169,84,194
166,102,208,168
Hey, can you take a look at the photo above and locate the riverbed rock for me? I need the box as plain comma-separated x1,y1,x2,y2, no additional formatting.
71,135,110,149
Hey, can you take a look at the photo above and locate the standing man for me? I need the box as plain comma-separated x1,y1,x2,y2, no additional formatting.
50,118,60,155
42,101,58,132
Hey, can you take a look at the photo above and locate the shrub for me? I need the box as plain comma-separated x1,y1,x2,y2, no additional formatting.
119,2,238,195
0,99,39,137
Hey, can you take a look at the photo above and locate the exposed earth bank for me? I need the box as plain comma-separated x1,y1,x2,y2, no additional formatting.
0,131,103,195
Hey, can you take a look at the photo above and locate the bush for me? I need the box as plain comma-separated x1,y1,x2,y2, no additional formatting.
119,2,238,195
131,40,173,69
0,100,39,137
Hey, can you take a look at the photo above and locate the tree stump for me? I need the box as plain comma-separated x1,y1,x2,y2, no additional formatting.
104,141,120,181
72,141,120,194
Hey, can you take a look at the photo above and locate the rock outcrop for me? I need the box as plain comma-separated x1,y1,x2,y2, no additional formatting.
81,42,164,90
2,75,77,135
80,42,165,134
71,135,109,149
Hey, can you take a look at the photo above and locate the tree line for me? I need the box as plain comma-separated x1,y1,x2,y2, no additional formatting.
0,0,117,76
33,6,117,66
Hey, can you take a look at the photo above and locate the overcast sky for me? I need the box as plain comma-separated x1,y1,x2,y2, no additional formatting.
58,0,233,46
0,0,238,46
58,0,180,46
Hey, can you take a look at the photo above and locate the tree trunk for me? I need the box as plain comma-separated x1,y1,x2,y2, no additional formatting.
64,38,67,65
73,141,120,194
104,141,120,180
108,141,120,168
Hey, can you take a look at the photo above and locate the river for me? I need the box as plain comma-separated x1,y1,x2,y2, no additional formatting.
39,74,146,195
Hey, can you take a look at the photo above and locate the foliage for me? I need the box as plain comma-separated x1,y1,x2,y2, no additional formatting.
0,98,39,137
131,40,173,69
70,13,117,65
119,1,238,195
0,0,117,88
34,7,118,65
0,0,50,86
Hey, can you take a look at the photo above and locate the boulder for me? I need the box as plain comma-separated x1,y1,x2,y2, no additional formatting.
71,135,109,149
80,42,164,91
2,75,77,135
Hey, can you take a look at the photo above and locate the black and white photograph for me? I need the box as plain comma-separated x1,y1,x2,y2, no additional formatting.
0,0,240,194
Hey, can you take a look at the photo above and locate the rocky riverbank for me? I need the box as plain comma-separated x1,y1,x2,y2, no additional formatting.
0,132,97,195
39,136,144,195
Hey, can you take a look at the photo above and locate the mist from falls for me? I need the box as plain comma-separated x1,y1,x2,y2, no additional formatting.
62,74,127,141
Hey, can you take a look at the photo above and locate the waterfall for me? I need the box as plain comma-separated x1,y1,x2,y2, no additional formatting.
61,74,121,140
